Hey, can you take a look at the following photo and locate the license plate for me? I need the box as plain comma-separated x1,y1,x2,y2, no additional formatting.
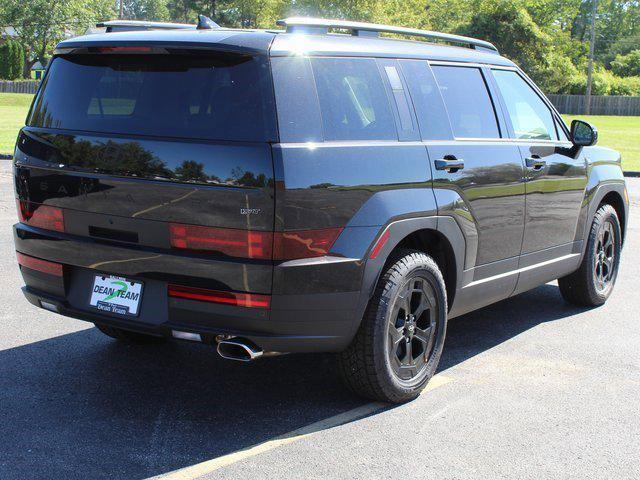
89,275,143,316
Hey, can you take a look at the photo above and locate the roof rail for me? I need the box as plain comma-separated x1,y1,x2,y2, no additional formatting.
97,20,196,33
276,17,499,54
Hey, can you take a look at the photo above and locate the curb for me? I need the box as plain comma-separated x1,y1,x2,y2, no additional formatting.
624,171,640,178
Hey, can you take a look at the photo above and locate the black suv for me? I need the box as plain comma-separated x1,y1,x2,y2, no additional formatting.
13,17,628,403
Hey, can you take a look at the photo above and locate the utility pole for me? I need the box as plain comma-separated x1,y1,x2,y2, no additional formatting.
119,0,124,19
585,0,597,115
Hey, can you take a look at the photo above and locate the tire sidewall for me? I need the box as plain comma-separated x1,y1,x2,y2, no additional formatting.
586,205,622,303
372,255,447,399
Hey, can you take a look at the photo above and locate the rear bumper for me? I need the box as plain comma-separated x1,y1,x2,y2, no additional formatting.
14,223,363,353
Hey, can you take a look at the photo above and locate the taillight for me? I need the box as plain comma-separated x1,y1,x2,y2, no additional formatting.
16,252,63,277
17,200,64,232
169,223,343,260
169,224,273,259
168,284,270,308
273,228,343,260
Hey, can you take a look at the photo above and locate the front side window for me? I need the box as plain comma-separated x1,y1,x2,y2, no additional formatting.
492,69,557,141
311,57,397,141
431,65,500,139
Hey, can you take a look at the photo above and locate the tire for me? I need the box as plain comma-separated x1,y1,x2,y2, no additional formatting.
339,250,448,403
94,323,165,344
558,203,622,307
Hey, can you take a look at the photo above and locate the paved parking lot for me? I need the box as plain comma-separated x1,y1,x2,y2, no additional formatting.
1,160,638,480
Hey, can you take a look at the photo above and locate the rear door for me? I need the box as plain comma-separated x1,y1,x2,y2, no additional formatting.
489,68,587,293
402,61,526,313
15,48,277,295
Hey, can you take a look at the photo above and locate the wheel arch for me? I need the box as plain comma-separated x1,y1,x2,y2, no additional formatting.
392,228,457,309
600,190,627,245
584,183,628,249
351,216,465,341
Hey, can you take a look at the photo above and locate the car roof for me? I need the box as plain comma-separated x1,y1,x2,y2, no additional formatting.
57,28,515,67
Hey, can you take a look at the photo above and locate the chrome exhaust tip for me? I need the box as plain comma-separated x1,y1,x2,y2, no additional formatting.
216,338,263,362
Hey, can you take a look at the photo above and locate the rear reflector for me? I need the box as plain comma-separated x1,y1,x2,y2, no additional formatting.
171,330,202,342
17,200,64,232
17,252,63,277
168,284,271,308
169,223,343,260
369,229,390,259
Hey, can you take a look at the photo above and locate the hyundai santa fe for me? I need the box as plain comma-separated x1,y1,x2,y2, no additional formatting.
12,17,628,403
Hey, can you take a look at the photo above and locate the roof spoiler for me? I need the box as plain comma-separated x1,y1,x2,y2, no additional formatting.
276,17,499,54
96,16,221,33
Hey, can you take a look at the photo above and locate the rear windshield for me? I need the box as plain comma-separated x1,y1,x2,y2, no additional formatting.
28,53,277,143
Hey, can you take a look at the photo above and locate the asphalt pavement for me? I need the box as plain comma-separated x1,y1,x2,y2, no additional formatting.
0,161,638,480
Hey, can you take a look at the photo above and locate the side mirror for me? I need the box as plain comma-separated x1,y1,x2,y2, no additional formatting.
571,120,598,147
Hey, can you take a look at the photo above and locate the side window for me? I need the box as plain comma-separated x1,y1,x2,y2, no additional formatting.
399,60,453,140
272,56,323,143
311,57,397,141
431,65,501,139
492,69,558,141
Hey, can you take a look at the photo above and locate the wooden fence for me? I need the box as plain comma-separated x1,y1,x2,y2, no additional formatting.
548,94,640,116
0,80,40,94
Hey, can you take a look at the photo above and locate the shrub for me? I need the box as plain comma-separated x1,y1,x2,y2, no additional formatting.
610,50,640,78
535,52,580,94
609,76,640,96
0,40,24,80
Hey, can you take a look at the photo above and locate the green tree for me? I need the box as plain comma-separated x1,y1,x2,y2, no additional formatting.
0,39,24,80
122,0,171,21
458,1,551,77
0,0,115,77
611,50,640,77
9,40,25,79
0,44,10,79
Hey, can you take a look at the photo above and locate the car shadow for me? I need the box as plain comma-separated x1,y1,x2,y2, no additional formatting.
439,283,589,371
0,283,587,480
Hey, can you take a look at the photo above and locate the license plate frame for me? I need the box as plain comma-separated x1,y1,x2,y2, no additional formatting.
89,274,144,317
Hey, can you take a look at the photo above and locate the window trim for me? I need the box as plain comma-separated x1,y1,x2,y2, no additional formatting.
428,61,505,140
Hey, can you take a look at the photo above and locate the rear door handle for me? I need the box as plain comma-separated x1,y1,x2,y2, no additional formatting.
525,156,546,170
435,157,464,173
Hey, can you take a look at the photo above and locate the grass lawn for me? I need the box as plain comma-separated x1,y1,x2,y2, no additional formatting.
563,115,640,172
0,93,32,155
0,93,638,171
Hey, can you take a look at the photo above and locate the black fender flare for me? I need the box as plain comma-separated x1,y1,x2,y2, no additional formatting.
348,215,466,340
579,181,628,261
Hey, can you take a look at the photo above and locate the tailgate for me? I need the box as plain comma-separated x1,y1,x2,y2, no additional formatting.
14,47,277,295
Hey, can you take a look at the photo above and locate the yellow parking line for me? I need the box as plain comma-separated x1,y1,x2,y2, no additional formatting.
157,374,453,480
